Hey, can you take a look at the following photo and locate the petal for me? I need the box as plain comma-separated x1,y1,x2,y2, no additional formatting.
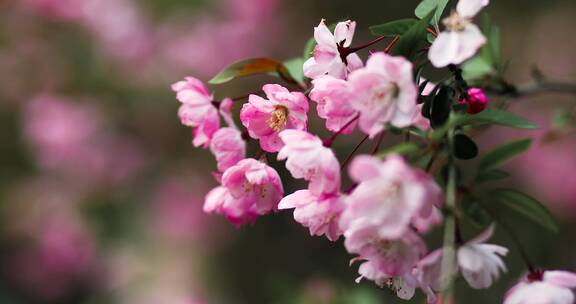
428,31,460,68
544,271,576,288
457,0,489,18
278,190,314,209
314,19,336,48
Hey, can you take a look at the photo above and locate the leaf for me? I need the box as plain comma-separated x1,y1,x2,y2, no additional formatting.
491,189,558,232
462,56,494,81
378,142,420,158
478,138,532,173
303,37,316,60
476,169,511,183
283,57,305,85
457,109,539,129
462,200,493,228
390,9,435,60
453,134,478,160
415,0,450,27
429,85,453,128
209,58,290,84
369,19,419,36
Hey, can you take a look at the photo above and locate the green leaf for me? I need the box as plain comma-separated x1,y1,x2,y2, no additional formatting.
415,0,449,26
283,57,305,85
453,134,478,160
458,109,539,129
303,37,316,60
369,19,419,36
378,142,420,158
462,200,493,228
476,169,511,183
462,56,494,81
209,58,290,84
390,9,435,60
478,138,532,173
491,189,558,232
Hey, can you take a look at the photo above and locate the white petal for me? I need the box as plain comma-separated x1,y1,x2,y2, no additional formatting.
428,32,460,68
457,0,489,18
314,19,336,48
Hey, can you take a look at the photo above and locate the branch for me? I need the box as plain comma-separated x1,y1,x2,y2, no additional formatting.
487,79,576,98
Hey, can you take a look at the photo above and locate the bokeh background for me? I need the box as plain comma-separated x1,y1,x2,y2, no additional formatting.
1,0,575,303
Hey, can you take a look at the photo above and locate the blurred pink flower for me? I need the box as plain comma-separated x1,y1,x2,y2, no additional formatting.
279,190,344,241
151,177,215,241
310,75,358,133
340,155,442,245
210,127,246,174
22,0,85,20
303,20,363,80
277,130,340,196
428,0,489,67
348,52,418,138
504,270,576,304
240,84,309,152
23,94,144,186
204,158,284,225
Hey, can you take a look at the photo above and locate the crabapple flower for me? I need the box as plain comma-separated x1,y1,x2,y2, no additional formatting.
172,77,219,148
340,155,442,246
428,0,490,67
459,87,488,114
457,225,508,289
303,19,363,79
240,84,309,152
504,270,576,304
417,225,507,291
277,130,340,195
309,75,358,133
203,158,283,225
278,190,344,241
352,231,428,278
209,127,245,173
348,52,418,138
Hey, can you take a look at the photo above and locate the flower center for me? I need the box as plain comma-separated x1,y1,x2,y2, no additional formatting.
372,83,400,104
268,105,289,131
443,10,470,32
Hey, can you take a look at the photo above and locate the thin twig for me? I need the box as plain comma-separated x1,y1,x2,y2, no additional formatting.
340,135,369,171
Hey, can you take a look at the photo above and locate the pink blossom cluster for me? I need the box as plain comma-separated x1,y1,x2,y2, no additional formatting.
171,1,576,302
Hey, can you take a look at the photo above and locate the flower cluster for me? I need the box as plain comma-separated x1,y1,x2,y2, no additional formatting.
171,0,576,302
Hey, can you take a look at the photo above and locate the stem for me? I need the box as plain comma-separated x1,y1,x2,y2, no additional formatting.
426,27,438,37
384,36,400,53
348,36,387,53
323,114,359,147
440,127,457,304
371,131,385,154
340,135,369,171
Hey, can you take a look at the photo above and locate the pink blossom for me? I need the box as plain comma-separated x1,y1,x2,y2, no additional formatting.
303,19,363,79
278,190,344,241
277,130,340,195
309,75,358,133
172,77,219,148
203,158,283,225
428,0,489,67
240,84,309,152
504,270,576,304
459,87,488,114
340,155,442,248
353,231,427,278
209,128,246,173
348,52,418,138
457,225,508,289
